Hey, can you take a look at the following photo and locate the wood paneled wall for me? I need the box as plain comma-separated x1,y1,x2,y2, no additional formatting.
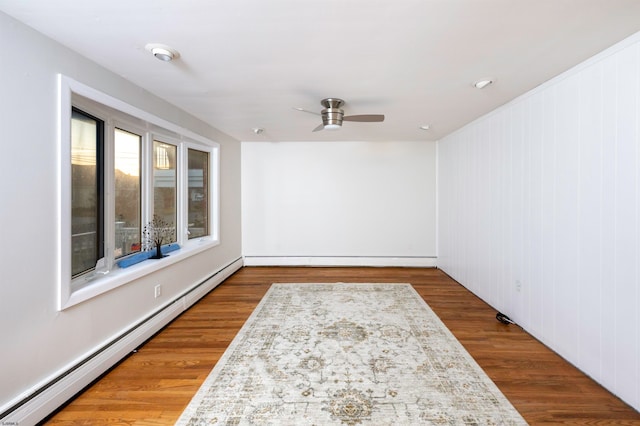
438,34,640,410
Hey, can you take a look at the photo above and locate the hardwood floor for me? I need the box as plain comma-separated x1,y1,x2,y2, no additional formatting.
44,267,640,425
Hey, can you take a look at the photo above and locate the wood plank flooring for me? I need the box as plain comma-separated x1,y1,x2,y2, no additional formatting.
44,267,640,425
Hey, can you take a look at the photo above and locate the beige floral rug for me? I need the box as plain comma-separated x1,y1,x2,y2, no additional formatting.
176,283,527,425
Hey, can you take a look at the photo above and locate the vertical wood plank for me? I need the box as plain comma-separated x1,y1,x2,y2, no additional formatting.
510,102,525,320
528,92,545,337
636,43,640,412
553,73,581,363
541,86,557,346
600,51,618,392
613,44,639,402
577,60,605,381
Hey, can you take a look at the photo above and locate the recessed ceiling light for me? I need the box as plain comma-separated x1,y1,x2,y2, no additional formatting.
473,79,493,89
152,48,173,61
419,125,430,131
145,43,180,62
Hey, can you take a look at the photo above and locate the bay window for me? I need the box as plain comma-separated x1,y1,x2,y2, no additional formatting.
60,75,219,309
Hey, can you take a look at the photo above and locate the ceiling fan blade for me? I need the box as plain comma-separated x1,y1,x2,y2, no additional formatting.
312,123,325,132
293,107,321,116
343,114,385,122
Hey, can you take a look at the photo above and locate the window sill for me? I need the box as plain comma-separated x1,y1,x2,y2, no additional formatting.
116,243,181,268
60,238,218,310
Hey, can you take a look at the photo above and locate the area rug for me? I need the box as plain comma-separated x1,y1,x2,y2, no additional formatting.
176,283,527,425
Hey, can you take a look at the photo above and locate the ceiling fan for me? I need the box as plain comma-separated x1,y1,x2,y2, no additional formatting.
295,98,385,132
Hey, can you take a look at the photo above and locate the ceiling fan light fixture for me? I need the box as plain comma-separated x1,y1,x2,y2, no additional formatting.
324,124,341,131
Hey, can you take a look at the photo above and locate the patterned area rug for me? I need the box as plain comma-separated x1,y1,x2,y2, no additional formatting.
176,283,527,425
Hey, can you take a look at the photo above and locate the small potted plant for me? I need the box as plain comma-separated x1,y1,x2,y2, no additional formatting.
142,214,175,259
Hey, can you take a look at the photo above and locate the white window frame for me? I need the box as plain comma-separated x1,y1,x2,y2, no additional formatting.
58,75,220,310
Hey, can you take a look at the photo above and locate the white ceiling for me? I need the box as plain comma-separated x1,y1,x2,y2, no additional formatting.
2,0,640,142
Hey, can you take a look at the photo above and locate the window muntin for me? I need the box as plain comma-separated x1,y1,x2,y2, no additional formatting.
153,141,177,243
114,128,142,258
71,108,104,278
188,148,209,239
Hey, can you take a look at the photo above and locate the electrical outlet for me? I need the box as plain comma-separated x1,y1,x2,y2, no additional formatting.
515,280,522,292
154,284,162,298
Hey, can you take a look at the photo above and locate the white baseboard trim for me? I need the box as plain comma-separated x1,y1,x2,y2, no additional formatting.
1,257,243,426
243,256,437,268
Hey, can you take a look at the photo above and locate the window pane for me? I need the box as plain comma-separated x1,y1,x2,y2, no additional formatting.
188,148,209,239
71,109,103,277
153,141,177,243
114,128,141,257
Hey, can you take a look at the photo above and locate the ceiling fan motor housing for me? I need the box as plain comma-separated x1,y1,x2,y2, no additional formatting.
321,98,345,126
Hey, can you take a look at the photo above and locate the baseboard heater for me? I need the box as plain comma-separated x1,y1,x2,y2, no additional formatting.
0,257,243,425
243,255,437,268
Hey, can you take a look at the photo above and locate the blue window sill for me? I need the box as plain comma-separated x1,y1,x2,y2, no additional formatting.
116,243,181,268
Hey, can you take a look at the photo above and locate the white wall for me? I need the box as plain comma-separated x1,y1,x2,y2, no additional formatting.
438,32,640,411
242,141,436,265
0,11,242,419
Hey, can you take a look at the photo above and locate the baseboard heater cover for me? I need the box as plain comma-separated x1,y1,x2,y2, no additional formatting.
0,257,243,425
243,256,437,268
